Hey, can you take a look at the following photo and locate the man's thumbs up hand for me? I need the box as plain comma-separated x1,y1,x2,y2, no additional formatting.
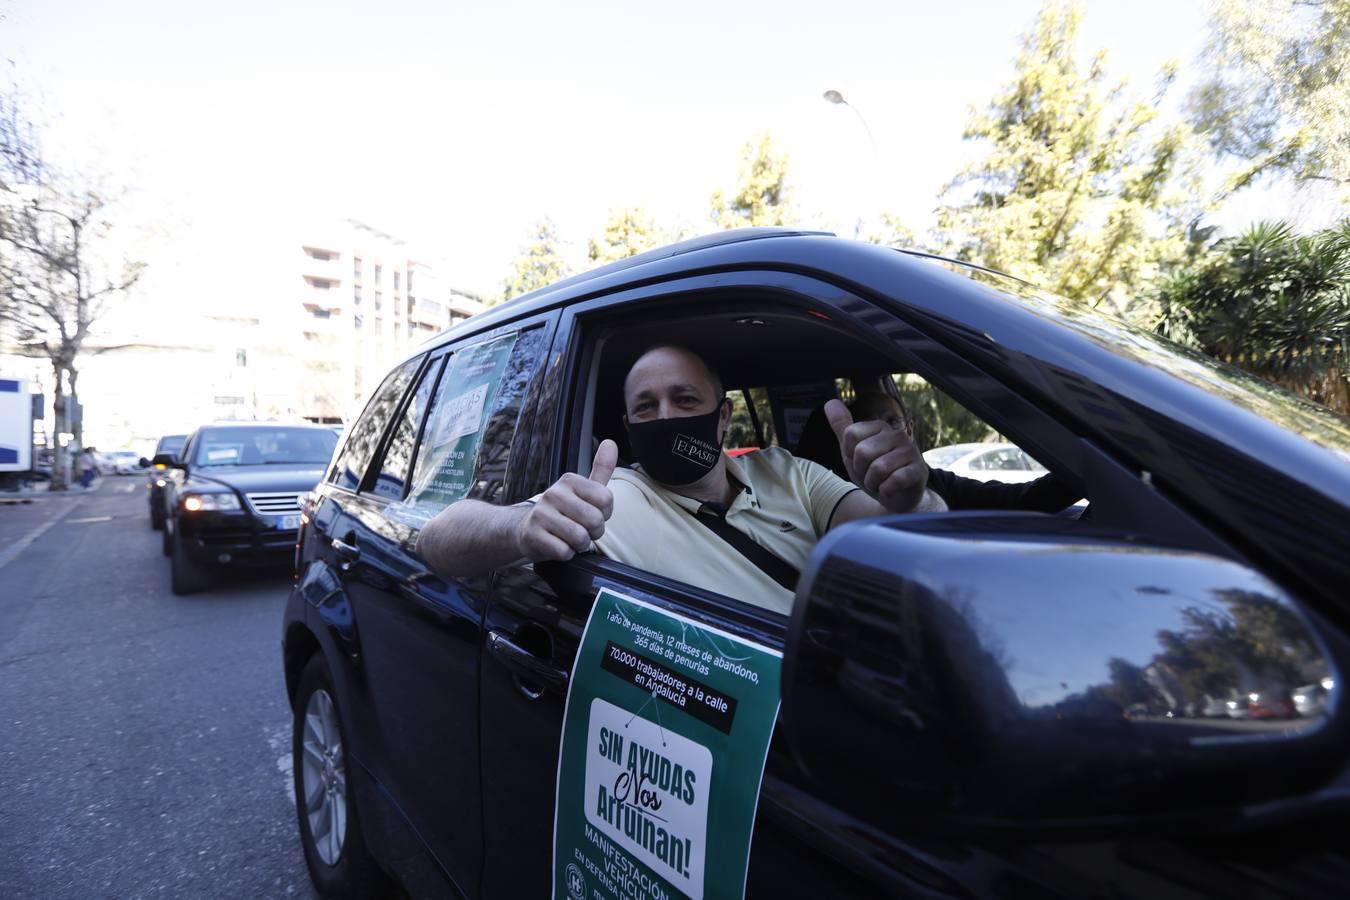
824,398,928,513
515,439,618,563
589,438,617,486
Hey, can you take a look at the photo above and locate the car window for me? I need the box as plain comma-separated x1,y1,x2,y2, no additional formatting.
983,448,1024,470
725,388,777,451
368,356,445,501
329,356,423,490
394,326,548,523
157,435,186,456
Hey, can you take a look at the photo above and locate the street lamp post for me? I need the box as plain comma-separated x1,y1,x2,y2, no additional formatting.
823,89,880,237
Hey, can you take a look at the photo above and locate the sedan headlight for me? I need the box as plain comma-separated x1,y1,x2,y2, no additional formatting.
182,492,240,512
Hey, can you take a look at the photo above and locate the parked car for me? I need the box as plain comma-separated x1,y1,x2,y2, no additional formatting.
1294,680,1335,717
142,433,186,530
281,230,1349,899
922,441,1049,484
97,449,143,475
160,423,337,595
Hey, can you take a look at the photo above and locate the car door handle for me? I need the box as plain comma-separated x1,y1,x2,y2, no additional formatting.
330,538,361,567
487,630,569,694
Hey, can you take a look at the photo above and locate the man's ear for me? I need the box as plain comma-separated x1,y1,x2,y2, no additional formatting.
622,414,630,430
717,396,733,435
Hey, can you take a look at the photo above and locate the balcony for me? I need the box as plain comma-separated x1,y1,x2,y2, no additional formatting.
300,247,345,282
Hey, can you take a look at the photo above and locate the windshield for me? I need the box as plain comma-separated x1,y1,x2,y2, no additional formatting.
912,254,1350,457
193,427,338,467
159,435,186,455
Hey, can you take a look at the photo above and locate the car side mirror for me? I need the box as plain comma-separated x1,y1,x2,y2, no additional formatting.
138,457,151,469
151,452,183,469
783,513,1344,836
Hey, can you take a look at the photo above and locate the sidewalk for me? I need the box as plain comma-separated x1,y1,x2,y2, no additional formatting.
0,478,109,502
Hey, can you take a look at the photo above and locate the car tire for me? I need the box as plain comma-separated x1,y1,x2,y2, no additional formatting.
293,654,388,899
170,529,208,595
161,520,173,556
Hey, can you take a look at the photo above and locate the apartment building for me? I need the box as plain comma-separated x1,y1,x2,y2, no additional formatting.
297,220,465,422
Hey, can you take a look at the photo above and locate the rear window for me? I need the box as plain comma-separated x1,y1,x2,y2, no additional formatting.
193,427,337,467
158,435,186,455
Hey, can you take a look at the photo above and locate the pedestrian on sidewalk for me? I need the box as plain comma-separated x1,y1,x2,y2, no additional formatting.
78,446,97,489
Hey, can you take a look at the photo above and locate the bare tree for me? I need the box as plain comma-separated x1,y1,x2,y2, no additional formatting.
0,90,145,488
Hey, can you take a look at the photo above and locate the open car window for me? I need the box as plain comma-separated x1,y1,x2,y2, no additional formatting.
575,301,1088,619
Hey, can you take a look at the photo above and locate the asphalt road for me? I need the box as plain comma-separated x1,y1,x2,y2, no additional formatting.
0,477,317,899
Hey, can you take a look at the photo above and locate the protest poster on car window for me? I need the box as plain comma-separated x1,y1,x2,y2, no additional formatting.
553,588,781,900
401,333,518,517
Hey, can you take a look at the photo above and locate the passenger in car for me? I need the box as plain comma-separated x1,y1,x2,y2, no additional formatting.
802,392,1082,513
416,345,948,614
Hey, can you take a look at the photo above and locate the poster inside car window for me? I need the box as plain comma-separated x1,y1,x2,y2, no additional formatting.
399,333,518,520
554,589,782,900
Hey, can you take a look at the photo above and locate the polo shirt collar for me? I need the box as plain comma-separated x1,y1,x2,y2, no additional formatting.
633,451,754,515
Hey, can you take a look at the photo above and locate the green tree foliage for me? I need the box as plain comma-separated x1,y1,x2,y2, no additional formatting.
893,375,996,450
934,2,1200,315
864,212,918,250
711,134,794,229
1083,591,1327,715
1155,220,1350,414
587,207,665,265
502,218,570,302
1189,0,1350,196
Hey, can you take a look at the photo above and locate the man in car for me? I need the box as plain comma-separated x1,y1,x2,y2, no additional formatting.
417,345,946,614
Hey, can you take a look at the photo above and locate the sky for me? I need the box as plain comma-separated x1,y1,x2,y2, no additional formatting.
3,0,1335,308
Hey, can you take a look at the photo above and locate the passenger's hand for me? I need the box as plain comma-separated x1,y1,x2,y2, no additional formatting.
515,439,618,562
824,399,928,513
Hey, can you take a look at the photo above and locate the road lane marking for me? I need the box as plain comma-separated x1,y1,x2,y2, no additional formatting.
121,483,136,493
0,500,81,572
69,515,114,524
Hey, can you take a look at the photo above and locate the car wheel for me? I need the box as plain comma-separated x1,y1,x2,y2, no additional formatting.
170,529,208,595
161,519,173,556
293,655,388,899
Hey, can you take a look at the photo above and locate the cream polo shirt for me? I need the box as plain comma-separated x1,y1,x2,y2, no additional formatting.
592,448,860,616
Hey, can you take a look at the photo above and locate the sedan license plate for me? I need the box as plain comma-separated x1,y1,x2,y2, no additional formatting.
277,514,301,530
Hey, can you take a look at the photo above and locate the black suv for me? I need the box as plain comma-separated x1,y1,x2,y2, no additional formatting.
281,230,1349,899
160,423,337,595
142,433,186,530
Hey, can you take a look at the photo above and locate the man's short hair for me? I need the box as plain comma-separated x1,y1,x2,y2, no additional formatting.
622,344,725,402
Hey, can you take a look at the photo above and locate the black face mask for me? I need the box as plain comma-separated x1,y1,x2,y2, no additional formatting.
626,401,727,486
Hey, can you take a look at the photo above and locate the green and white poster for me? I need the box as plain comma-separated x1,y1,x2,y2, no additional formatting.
553,588,782,900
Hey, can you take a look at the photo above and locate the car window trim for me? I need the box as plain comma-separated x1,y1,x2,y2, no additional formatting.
563,553,790,648
353,352,432,494
359,350,449,501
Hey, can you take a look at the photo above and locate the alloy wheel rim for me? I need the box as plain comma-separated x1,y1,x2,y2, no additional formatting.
301,688,347,866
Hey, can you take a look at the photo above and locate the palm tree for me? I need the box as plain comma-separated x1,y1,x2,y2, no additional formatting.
1156,220,1350,415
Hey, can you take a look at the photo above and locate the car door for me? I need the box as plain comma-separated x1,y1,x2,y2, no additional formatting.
476,282,1006,899
333,316,559,897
